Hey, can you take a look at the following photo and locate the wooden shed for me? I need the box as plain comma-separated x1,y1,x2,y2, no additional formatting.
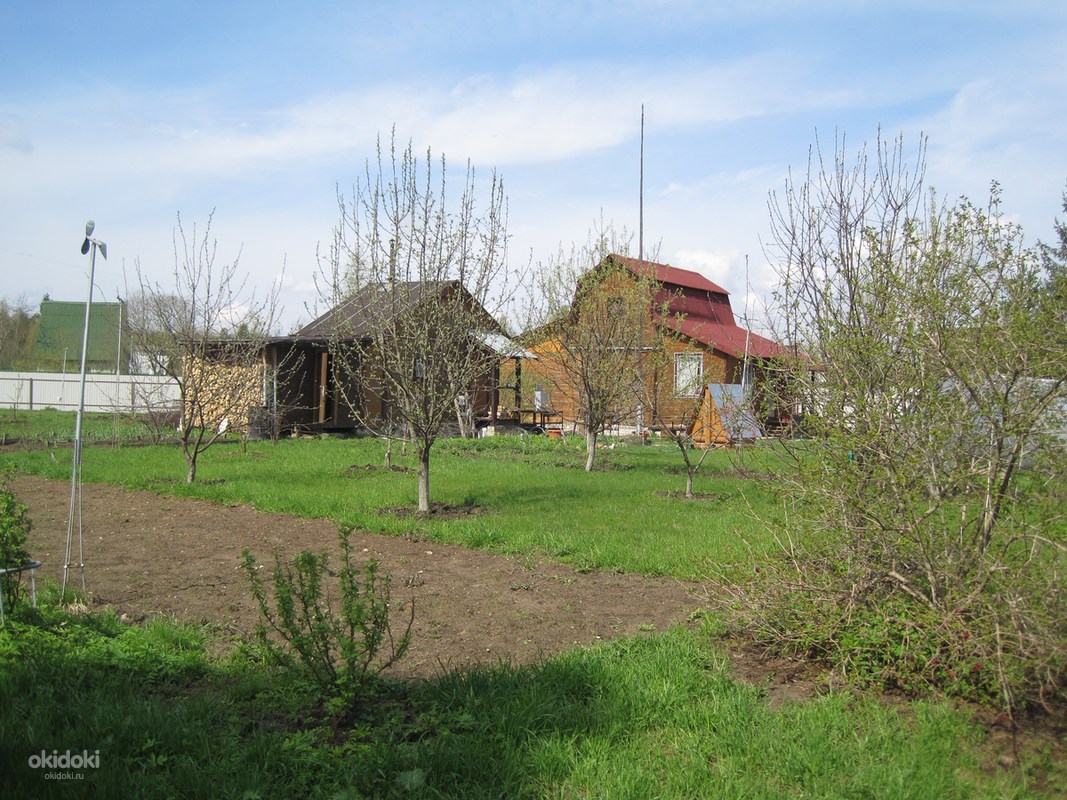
687,384,762,448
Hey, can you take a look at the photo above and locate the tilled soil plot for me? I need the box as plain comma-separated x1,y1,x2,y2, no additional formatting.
14,476,702,679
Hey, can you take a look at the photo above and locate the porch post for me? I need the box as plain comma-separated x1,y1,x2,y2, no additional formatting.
514,356,522,409
318,351,328,423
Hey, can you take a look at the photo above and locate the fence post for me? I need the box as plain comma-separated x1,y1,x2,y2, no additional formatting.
28,377,33,411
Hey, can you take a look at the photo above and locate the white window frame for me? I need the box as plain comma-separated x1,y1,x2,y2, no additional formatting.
674,352,703,397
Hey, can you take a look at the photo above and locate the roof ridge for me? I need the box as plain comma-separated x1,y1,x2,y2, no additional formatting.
607,253,730,296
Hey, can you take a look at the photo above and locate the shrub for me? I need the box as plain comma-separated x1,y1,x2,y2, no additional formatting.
0,470,32,612
241,527,414,710
714,524,1066,713
752,135,1067,715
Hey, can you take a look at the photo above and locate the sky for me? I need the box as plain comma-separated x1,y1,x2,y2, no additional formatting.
2,0,1065,335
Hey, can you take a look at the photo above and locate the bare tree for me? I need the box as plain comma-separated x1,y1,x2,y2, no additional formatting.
523,226,663,471
747,131,1067,712
640,366,710,497
321,135,514,513
125,212,282,483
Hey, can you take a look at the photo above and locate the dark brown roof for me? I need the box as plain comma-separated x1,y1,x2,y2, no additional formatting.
291,280,504,342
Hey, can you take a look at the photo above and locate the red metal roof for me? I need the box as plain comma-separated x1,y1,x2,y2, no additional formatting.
606,253,786,359
657,314,785,359
610,254,731,296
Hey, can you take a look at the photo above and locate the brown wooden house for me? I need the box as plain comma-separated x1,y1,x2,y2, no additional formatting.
519,254,788,435
261,281,517,435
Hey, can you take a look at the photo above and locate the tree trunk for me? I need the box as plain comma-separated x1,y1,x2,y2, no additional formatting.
417,445,431,513
181,439,198,484
675,436,695,498
454,397,473,439
585,428,597,472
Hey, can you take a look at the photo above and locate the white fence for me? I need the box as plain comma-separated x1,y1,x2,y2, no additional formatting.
0,371,180,414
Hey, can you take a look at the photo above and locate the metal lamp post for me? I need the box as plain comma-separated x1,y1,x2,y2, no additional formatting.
64,220,107,595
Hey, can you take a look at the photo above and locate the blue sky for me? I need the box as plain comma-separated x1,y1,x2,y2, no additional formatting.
2,0,1065,332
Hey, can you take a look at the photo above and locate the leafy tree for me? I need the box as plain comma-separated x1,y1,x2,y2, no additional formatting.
1039,183,1067,270
639,370,711,498
321,135,514,512
125,212,282,483
746,132,1066,713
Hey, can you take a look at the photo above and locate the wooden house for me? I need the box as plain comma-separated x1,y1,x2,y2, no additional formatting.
520,254,788,435
260,280,517,435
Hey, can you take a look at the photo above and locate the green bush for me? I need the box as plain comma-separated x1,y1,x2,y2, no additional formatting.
0,470,32,612
241,526,414,713
714,535,1065,711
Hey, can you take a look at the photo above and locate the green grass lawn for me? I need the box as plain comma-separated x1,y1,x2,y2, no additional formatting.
3,594,1054,800
0,426,785,580
0,407,165,444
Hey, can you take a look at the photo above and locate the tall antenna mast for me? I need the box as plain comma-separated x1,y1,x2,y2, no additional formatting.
741,255,752,392
638,104,644,266
636,105,646,437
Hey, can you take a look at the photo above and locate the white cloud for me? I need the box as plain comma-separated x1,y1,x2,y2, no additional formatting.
671,248,739,283
907,40,1067,243
29,51,844,181
0,115,32,154
2,0,1064,346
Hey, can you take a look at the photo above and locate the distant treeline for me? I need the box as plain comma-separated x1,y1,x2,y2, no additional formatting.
0,298,38,371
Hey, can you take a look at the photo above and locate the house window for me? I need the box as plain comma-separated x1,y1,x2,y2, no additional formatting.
674,352,703,397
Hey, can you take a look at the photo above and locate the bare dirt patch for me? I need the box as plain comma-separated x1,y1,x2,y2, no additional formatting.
14,475,701,680
384,501,488,521
343,464,413,475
